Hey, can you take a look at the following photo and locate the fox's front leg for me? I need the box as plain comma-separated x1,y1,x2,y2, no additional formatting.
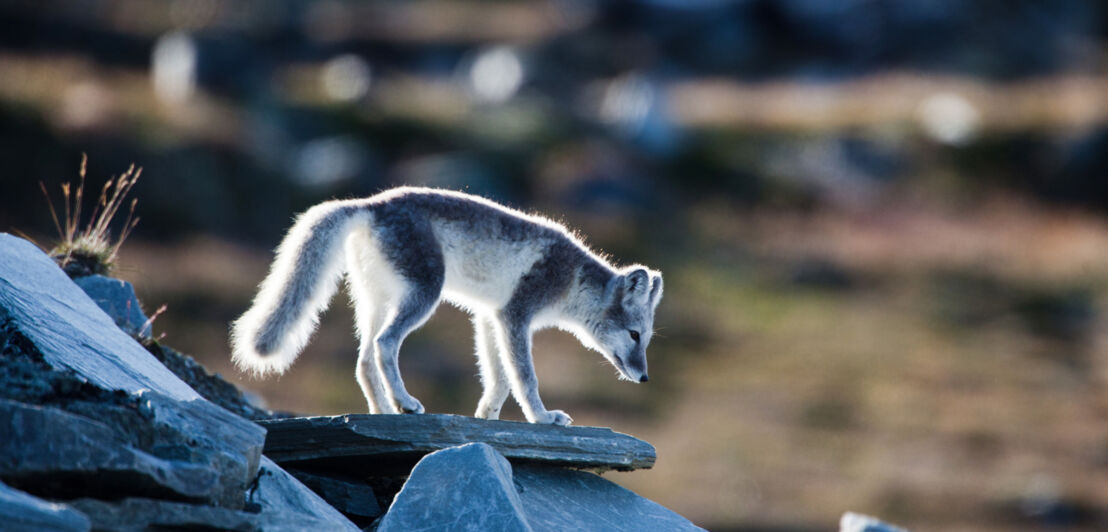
473,314,510,420
492,313,572,426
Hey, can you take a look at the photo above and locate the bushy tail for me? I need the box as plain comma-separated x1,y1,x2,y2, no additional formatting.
231,201,368,376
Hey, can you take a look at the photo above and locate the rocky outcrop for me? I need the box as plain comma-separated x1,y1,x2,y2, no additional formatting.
1,236,198,401
0,233,359,531
0,234,264,508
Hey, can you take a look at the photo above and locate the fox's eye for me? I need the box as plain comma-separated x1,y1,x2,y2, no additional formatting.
629,330,640,342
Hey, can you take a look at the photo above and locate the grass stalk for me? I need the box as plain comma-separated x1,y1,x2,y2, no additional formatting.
40,154,143,277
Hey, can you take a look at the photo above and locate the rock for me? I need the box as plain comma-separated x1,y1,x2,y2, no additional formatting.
0,316,262,509
514,465,704,531
840,512,910,532
0,234,267,508
134,391,266,508
0,399,219,503
72,274,152,338
70,496,357,532
61,459,361,532
260,413,656,473
285,468,381,519
143,341,279,421
247,457,361,532
0,479,90,532
68,498,256,532
376,443,532,532
376,443,702,532
0,234,198,401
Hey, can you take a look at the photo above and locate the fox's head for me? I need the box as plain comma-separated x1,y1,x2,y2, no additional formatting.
585,266,663,383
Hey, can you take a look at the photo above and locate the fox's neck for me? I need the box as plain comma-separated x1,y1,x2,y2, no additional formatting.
559,259,617,329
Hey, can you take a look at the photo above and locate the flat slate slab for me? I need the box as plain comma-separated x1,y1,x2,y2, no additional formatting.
260,414,656,472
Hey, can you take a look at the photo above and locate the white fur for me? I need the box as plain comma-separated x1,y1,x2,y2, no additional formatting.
230,188,663,424
230,200,371,376
434,220,548,311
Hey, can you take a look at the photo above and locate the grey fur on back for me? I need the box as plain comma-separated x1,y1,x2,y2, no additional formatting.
369,190,615,314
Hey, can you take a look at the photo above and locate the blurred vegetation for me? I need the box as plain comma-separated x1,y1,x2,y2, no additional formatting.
39,155,143,277
4,1,1108,530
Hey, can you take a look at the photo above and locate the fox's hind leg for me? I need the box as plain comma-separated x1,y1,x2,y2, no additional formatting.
374,286,441,414
473,313,510,420
346,236,394,414
370,212,444,414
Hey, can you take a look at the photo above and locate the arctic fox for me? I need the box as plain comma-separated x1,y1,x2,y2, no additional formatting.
230,187,663,425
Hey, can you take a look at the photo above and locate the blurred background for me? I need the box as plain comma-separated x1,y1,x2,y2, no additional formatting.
3,1,1108,530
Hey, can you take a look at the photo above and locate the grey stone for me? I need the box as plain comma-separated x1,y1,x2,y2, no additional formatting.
377,443,532,532
63,459,361,532
840,512,910,532
376,443,702,531
260,413,656,472
136,391,267,508
0,479,90,532
144,341,278,421
0,320,260,509
0,234,196,400
0,234,267,508
0,399,219,503
514,465,704,531
286,468,381,518
73,274,151,338
68,498,256,532
247,457,361,532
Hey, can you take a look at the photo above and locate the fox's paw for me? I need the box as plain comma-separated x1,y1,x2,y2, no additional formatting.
474,403,502,420
541,409,573,426
398,396,425,414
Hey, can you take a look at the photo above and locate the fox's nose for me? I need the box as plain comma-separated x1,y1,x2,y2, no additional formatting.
639,374,649,383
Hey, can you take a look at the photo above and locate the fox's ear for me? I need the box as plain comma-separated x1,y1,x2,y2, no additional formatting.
622,267,651,308
649,272,663,308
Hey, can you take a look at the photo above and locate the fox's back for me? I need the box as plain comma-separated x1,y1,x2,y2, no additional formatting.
366,188,581,309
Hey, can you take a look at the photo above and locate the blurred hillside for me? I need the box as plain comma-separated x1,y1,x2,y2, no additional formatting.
4,1,1108,530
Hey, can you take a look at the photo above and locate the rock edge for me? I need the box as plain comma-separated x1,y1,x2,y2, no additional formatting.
260,413,657,473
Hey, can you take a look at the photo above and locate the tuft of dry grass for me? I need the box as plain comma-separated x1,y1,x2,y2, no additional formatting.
40,154,142,277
